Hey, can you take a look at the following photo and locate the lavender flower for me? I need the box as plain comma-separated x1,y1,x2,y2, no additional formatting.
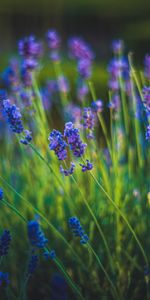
43,249,56,260
2,59,20,92
21,67,32,87
57,76,69,93
46,30,61,50
0,230,11,257
83,107,95,139
108,94,120,112
60,163,75,176
77,82,89,101
111,39,124,55
48,130,67,161
0,272,9,288
2,99,24,134
144,54,150,80
68,37,94,61
20,130,32,145
69,217,89,244
64,122,87,157
108,58,129,92
91,100,103,113
77,59,92,79
0,189,3,201
27,255,39,276
142,86,150,111
18,36,42,59
146,125,150,140
27,220,48,249
79,160,93,172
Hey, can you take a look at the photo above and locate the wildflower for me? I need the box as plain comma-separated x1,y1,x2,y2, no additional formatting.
43,249,56,260
48,130,67,161
2,99,24,134
79,160,93,172
0,230,11,257
64,122,87,157
77,82,89,101
111,39,124,55
82,107,95,139
20,130,32,145
21,67,32,87
146,125,150,140
144,54,150,80
91,100,103,113
60,163,75,176
46,29,61,50
18,36,42,59
2,59,20,92
0,189,3,201
68,37,94,61
57,76,69,93
68,217,89,244
0,272,9,288
142,86,150,111
108,58,128,78
27,255,39,276
108,94,120,112
27,220,48,249
77,59,92,79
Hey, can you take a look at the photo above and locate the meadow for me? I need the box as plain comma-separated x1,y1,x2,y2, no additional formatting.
0,31,150,300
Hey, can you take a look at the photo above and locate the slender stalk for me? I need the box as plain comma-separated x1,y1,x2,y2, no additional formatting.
70,174,115,275
0,175,87,272
87,243,119,300
89,171,149,267
0,194,86,300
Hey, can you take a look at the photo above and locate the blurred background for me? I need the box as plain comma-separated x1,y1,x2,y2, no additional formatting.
0,0,150,60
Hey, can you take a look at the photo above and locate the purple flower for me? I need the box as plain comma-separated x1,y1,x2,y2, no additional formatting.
21,68,32,87
142,86,150,111
144,54,150,80
146,125,150,140
91,100,103,113
77,59,92,79
108,58,128,78
2,99,24,134
108,94,120,111
20,130,32,145
48,129,67,161
46,29,61,50
18,36,42,58
69,217,89,244
27,255,39,276
77,82,89,101
0,189,3,201
0,230,11,257
111,39,124,55
64,122,87,157
43,249,56,260
2,59,20,91
57,76,69,93
22,58,38,71
0,272,9,288
79,159,93,172
28,220,48,249
68,37,94,61
83,107,95,139
60,162,75,176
